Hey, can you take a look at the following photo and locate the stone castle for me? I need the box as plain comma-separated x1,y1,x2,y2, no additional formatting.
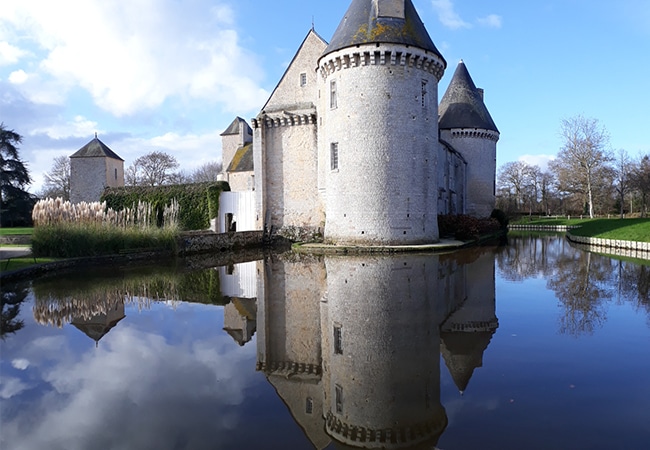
222,0,499,245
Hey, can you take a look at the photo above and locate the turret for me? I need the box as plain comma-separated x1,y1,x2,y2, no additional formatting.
439,60,499,217
69,134,124,204
318,0,447,245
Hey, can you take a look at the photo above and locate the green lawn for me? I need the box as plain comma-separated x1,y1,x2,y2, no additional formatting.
512,217,650,242
0,227,33,235
1,256,58,273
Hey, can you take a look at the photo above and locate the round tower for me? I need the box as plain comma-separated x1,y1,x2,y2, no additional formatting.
321,255,447,448
439,60,499,218
318,0,446,245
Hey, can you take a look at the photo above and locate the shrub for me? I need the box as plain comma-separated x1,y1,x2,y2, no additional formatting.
102,182,230,230
490,209,510,229
438,214,501,241
31,224,178,258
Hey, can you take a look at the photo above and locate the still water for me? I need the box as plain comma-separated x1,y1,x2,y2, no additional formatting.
1,234,649,450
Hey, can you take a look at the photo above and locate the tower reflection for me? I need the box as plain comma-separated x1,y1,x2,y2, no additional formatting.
256,248,498,449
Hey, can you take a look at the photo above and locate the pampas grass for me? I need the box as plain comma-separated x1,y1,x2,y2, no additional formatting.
31,198,180,257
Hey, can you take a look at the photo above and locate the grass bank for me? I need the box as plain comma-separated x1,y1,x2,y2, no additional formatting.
512,217,650,242
0,227,33,235
2,256,60,272
31,224,179,258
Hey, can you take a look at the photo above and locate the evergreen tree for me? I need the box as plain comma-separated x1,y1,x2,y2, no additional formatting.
1,123,35,226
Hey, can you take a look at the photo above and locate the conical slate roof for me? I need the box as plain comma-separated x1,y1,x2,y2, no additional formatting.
323,0,445,62
440,331,495,394
70,135,124,160
439,60,498,132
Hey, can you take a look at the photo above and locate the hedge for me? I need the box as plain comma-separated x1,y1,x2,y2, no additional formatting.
102,182,230,231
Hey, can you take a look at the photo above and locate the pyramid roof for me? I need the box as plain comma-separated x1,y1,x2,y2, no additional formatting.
70,135,124,160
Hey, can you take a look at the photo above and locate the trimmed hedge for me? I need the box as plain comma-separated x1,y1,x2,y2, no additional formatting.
102,182,230,231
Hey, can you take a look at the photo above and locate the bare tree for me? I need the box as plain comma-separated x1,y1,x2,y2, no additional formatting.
40,155,71,200
190,161,222,183
127,151,179,186
612,149,632,218
553,115,612,218
497,161,531,212
632,154,650,217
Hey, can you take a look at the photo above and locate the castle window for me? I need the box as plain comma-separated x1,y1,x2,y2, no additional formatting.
421,79,428,109
330,143,339,171
306,397,313,414
334,324,343,354
335,385,343,413
300,72,307,87
330,80,337,109
114,168,118,180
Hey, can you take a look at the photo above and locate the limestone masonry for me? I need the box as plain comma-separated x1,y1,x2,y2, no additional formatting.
222,0,499,245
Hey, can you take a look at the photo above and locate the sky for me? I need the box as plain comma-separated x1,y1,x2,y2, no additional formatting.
1,0,649,194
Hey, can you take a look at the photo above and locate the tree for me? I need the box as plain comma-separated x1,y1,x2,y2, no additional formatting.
497,161,531,212
611,149,632,218
190,161,222,183
0,123,35,226
553,115,612,218
632,154,650,217
127,151,180,186
40,155,71,200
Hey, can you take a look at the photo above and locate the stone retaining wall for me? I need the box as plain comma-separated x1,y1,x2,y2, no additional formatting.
509,225,581,231
176,230,266,255
566,232,650,261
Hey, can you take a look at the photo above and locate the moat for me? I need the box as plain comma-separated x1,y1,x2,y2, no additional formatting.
1,233,649,450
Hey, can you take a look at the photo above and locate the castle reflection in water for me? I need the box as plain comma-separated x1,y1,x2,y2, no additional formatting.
29,248,498,449
249,249,498,449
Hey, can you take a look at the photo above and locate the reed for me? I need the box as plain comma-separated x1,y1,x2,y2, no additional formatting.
31,198,180,257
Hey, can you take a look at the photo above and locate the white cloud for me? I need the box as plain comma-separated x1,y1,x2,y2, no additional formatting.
12,358,30,370
431,0,471,29
477,14,503,29
0,41,26,65
519,154,556,171
0,0,268,116
31,116,99,140
0,376,29,399
8,68,27,84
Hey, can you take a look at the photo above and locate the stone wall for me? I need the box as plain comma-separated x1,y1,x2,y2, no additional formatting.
70,157,108,204
440,129,498,218
176,230,265,256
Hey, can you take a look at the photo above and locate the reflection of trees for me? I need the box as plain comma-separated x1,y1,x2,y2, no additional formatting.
496,233,566,281
1,281,29,338
31,265,226,328
615,261,650,325
501,233,650,334
547,252,612,336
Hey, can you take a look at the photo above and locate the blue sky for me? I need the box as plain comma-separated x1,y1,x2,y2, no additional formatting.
1,0,649,193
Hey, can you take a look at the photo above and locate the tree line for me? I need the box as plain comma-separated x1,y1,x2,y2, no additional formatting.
497,115,650,218
40,151,223,200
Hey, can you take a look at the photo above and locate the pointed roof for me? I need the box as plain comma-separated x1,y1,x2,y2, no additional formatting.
439,60,498,132
440,331,495,394
70,135,124,160
323,0,445,62
260,28,328,113
221,117,252,136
